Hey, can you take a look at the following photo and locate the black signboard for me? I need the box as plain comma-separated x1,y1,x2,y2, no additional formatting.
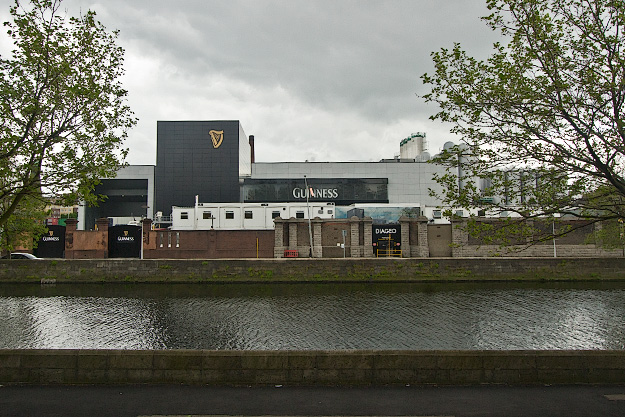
108,225,141,258
372,223,401,251
34,225,66,258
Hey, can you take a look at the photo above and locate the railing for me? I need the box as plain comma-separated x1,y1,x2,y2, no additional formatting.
154,215,172,224
376,248,402,258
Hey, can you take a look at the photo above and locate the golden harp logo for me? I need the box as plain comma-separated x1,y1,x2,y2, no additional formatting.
49,230,54,237
209,130,224,149
117,230,134,242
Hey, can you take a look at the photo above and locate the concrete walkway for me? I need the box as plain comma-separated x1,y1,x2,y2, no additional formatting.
1,384,625,417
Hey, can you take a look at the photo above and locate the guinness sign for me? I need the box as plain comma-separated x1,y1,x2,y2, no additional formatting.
108,225,141,258
209,130,224,149
35,225,65,258
292,187,339,200
42,230,60,242
117,230,135,242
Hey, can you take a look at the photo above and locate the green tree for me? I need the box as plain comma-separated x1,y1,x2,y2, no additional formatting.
0,193,48,251
421,0,625,246
0,0,135,249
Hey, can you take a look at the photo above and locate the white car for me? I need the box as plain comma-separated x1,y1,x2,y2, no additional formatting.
1,252,42,260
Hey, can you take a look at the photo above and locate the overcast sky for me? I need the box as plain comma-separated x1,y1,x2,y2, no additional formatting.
0,0,501,165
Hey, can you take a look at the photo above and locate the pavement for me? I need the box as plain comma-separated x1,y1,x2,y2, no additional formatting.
1,384,625,417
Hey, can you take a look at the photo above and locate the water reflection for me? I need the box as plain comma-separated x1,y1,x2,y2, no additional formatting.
0,283,624,350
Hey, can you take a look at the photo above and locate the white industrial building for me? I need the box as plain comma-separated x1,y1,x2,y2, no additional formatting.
172,202,336,230
250,159,447,208
80,123,471,230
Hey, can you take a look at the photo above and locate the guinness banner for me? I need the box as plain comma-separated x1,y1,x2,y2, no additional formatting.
242,178,388,205
34,225,66,258
108,225,141,258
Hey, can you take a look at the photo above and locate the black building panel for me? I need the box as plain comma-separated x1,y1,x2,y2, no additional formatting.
154,121,244,215
85,179,148,228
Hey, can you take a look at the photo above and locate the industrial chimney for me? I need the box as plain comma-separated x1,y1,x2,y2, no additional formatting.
249,135,255,164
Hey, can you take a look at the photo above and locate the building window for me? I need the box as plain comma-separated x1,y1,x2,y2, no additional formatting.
433,210,442,219
202,211,212,219
181,212,188,220
225,211,234,219
271,211,280,219
296,211,305,219
244,210,253,219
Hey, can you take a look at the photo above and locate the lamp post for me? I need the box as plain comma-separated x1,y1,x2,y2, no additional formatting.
140,205,149,260
552,219,557,258
552,213,561,258
304,175,313,258
619,218,624,257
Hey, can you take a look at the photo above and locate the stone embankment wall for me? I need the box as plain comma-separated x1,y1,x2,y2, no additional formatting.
1,258,625,283
1,349,624,385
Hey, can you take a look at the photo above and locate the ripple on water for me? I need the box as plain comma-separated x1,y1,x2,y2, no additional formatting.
0,287,624,350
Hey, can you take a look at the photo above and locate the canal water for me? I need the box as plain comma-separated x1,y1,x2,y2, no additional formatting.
0,282,624,350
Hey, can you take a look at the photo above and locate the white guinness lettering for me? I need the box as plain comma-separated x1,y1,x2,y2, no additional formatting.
117,236,135,242
42,236,60,242
376,228,397,234
292,187,339,199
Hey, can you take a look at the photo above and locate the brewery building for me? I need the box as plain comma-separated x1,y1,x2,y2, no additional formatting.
79,120,459,230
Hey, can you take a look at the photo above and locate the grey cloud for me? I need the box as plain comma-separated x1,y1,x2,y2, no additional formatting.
1,0,503,163
84,0,499,119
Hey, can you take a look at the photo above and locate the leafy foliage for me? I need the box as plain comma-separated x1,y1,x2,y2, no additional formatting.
422,0,625,246
0,193,48,251
0,0,135,249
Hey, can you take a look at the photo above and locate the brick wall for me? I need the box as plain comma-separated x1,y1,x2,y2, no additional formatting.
58,217,624,259
64,218,108,259
321,221,350,258
144,229,274,259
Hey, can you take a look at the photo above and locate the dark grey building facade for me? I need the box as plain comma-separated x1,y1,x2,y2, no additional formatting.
79,165,154,230
154,121,250,215
87,178,149,228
